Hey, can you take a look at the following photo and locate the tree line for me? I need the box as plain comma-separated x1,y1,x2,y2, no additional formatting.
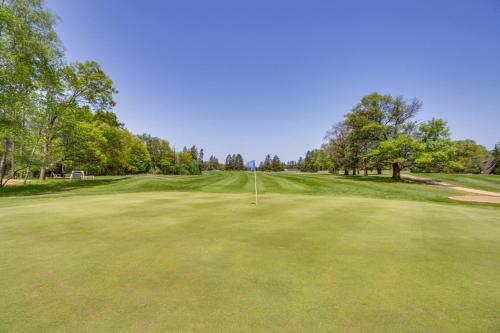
297,93,499,178
1,2,498,186
257,154,284,171
224,154,245,171
0,0,209,186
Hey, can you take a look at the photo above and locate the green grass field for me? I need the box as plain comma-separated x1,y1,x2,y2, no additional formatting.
411,172,500,193
1,172,500,332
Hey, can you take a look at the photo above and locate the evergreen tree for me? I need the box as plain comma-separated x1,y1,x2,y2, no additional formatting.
207,155,219,170
297,157,304,171
234,154,244,170
263,154,272,171
225,154,233,170
271,155,283,171
189,145,198,160
199,148,204,163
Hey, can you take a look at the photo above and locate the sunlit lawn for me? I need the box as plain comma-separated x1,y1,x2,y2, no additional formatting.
412,172,500,193
1,173,499,332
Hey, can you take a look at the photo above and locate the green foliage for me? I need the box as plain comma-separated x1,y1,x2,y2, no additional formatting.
417,118,450,142
452,140,489,174
206,155,220,170
138,134,175,174
413,118,458,173
367,134,423,178
321,93,422,178
258,154,285,171
317,94,489,178
176,150,201,175
126,136,151,174
493,142,500,175
61,113,108,174
0,0,207,180
225,153,245,171
0,0,62,184
94,110,123,127
300,149,330,172
271,155,283,171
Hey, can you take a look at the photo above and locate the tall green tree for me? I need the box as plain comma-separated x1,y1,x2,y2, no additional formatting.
414,118,458,172
234,154,244,170
0,0,62,185
60,106,106,174
206,155,219,170
271,155,283,171
138,134,175,174
262,154,272,171
452,139,489,173
225,154,232,170
325,122,350,175
38,61,117,179
367,134,423,179
344,93,389,175
126,135,151,174
343,93,422,179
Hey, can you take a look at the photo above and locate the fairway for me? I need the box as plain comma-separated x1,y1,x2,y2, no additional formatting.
1,173,500,332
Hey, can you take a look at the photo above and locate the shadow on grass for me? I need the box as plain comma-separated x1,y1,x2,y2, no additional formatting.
0,177,127,197
339,175,417,184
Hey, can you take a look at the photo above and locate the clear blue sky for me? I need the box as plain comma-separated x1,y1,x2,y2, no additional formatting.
46,0,500,162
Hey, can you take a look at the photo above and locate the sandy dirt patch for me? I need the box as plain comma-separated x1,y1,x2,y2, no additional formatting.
450,196,500,204
403,174,500,196
1,179,29,186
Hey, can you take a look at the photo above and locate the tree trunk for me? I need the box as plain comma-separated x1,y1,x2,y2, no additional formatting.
344,168,349,176
40,114,57,181
39,139,49,181
352,168,356,175
23,167,30,184
377,167,382,175
9,141,15,179
0,138,10,187
364,167,368,176
392,163,401,179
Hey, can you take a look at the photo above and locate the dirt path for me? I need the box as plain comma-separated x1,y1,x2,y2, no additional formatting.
402,174,500,204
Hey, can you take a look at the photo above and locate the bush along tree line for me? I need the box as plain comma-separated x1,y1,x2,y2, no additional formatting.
296,93,498,179
0,0,207,186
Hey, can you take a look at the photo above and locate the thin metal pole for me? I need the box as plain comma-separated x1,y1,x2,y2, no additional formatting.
254,169,258,206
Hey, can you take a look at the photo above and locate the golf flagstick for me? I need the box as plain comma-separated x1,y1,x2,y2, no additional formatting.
254,167,258,206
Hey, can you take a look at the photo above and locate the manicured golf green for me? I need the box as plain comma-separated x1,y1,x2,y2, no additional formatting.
1,173,500,332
